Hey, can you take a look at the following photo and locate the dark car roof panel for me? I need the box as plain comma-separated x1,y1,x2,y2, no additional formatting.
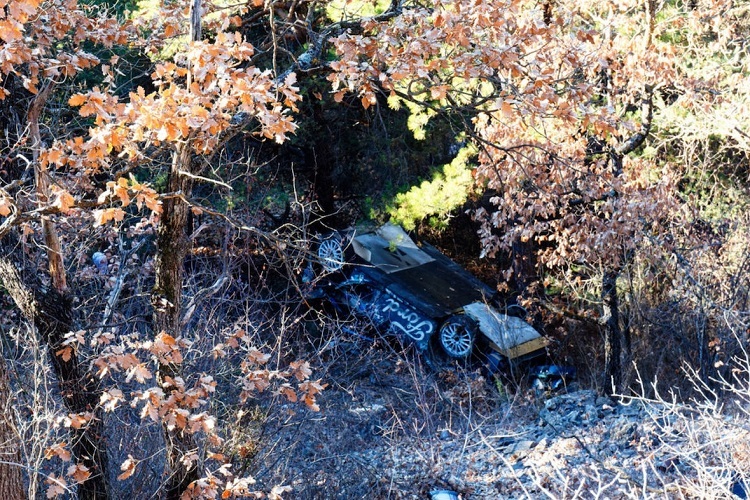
390,261,486,310
350,227,496,318
351,231,434,273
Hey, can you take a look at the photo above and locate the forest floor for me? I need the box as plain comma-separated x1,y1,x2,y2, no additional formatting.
243,328,743,499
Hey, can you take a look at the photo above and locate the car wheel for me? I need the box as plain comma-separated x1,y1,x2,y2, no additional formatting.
318,234,344,272
438,315,476,359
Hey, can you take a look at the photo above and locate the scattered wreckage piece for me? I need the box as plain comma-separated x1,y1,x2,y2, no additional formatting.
530,365,577,393
307,223,548,363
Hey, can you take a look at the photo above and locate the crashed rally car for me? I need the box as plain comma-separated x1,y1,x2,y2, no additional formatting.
307,223,548,361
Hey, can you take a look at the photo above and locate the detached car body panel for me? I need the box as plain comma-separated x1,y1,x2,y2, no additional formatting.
313,223,548,360
462,303,550,359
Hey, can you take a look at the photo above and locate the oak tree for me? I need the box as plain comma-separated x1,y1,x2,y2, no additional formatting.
0,0,313,498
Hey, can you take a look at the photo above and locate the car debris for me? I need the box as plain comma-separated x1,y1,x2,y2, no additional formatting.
731,475,748,499
307,223,548,363
530,365,577,393
430,489,459,500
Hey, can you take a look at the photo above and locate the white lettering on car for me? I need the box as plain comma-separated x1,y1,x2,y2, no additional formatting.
381,297,434,341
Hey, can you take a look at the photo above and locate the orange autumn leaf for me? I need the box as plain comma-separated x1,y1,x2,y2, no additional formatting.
65,412,92,430
126,363,153,384
45,475,67,498
246,348,271,366
43,147,65,166
67,463,91,484
0,197,11,216
53,189,76,214
56,346,73,362
117,455,138,480
0,19,24,43
44,442,72,462
289,360,312,381
93,207,126,226
111,183,131,206
278,384,297,402
68,94,87,106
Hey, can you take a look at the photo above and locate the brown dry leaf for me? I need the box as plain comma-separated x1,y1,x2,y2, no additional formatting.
199,375,216,393
67,463,91,484
227,329,245,348
117,455,137,480
246,348,270,366
93,207,126,226
55,346,73,362
212,343,227,359
289,360,312,381
278,384,297,403
100,388,124,412
170,408,189,430
45,475,67,498
180,451,199,469
127,363,153,384
66,412,91,430
268,485,292,500
44,442,72,462
68,93,86,106
303,393,320,412
430,85,449,100
0,197,10,216
150,332,183,364
63,329,86,346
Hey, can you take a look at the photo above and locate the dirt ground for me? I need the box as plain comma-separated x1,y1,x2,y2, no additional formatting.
244,330,542,499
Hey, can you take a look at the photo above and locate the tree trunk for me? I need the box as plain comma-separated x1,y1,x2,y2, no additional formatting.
28,83,67,293
597,86,653,395
0,359,25,499
0,256,109,499
511,235,537,297
152,4,203,494
1,82,108,498
152,144,199,499
602,270,622,394
152,145,193,339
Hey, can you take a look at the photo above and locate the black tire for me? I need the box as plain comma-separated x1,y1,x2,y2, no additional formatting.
438,315,477,359
317,233,345,272
505,304,528,318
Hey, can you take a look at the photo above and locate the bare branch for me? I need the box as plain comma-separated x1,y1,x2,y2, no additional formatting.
616,84,655,157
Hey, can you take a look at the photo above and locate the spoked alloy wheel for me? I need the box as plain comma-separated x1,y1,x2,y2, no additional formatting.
438,315,476,359
318,235,344,272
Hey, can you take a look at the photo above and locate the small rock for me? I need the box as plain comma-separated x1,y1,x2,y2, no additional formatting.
595,396,612,407
348,404,385,416
564,410,581,424
506,440,535,456
611,420,636,441
535,438,548,451
618,402,642,416
554,437,582,455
